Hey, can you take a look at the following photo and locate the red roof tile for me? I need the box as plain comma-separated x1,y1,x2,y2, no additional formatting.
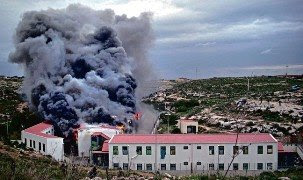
102,140,109,152
92,140,109,154
92,132,110,140
23,122,61,139
110,133,277,144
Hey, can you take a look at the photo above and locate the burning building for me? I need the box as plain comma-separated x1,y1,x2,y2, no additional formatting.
21,121,121,165
9,4,153,142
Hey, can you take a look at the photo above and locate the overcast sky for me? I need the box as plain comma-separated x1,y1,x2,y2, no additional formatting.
1,0,303,79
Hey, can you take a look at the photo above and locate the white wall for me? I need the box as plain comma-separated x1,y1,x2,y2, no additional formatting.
21,131,64,161
78,127,120,157
179,121,198,134
109,142,278,172
47,138,64,161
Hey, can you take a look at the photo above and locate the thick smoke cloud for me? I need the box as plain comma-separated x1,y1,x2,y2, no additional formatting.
9,4,153,136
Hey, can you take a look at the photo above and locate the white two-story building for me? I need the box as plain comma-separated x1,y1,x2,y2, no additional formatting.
21,121,64,161
108,133,278,173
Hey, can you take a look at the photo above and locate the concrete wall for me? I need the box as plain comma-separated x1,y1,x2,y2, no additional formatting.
21,131,64,161
78,127,120,157
109,142,278,172
47,138,64,161
179,121,198,134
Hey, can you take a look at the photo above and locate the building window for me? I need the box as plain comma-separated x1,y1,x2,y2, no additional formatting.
258,146,263,154
170,163,176,170
219,163,224,170
183,146,188,150
137,163,143,170
30,140,32,147
39,142,41,151
161,164,166,170
243,163,249,170
33,141,36,149
113,146,119,155
184,162,188,165
170,146,176,155
113,163,119,169
267,145,273,154
243,146,249,154
233,146,239,155
123,163,128,170
160,146,166,159
122,146,128,155
24,138,27,146
146,146,152,155
136,146,142,155
267,163,273,170
233,163,239,170
218,146,224,155
197,146,201,149
43,143,45,152
209,146,214,155
257,163,263,170
209,164,214,170
146,164,152,171
197,162,202,165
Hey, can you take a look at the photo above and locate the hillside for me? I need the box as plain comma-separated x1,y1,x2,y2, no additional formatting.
143,76,303,137
0,76,43,141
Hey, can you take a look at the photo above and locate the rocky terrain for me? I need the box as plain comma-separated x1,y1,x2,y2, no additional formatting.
143,76,303,139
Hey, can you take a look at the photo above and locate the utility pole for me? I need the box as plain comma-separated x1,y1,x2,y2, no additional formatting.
6,118,9,136
247,78,250,93
195,67,198,80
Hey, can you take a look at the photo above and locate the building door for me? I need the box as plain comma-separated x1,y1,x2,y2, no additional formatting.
187,126,196,133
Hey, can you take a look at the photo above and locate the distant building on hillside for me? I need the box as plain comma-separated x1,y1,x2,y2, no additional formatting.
21,122,64,161
178,119,198,134
108,133,278,173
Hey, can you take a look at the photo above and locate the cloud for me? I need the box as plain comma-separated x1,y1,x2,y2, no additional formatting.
156,18,303,45
195,42,216,47
237,64,303,70
1,0,303,78
260,48,272,55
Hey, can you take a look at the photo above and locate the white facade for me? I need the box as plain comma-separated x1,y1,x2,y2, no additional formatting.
77,124,120,157
109,134,278,173
178,120,198,134
21,122,64,161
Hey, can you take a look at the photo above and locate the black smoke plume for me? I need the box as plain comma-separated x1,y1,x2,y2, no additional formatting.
9,4,153,136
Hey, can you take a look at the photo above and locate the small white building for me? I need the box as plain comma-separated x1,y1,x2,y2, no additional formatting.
109,133,278,173
178,119,198,133
21,122,64,161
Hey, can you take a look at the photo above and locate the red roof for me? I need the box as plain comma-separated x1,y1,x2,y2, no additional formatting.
23,122,61,139
92,132,110,140
92,140,109,154
102,140,109,152
110,133,277,144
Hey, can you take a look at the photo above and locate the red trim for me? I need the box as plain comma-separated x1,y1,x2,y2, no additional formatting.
23,121,61,139
110,133,277,144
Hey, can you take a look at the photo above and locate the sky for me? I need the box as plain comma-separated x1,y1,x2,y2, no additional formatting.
0,0,303,79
